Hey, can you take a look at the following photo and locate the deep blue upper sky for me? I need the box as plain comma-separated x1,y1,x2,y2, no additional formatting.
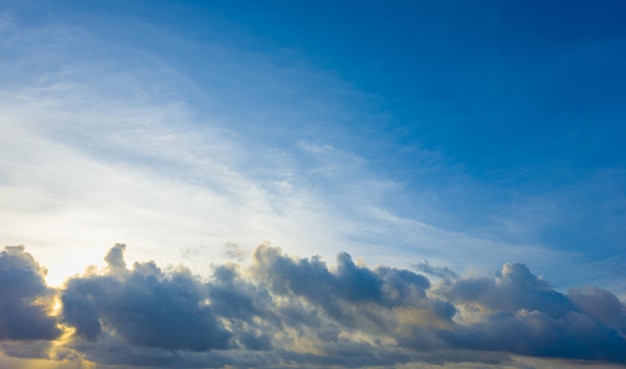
152,0,626,259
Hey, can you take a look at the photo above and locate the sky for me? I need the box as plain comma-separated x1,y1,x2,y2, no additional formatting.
1,0,626,368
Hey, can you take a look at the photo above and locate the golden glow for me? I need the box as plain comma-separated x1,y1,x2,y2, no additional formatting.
0,354,97,369
50,296,63,316
39,246,109,288
395,307,452,330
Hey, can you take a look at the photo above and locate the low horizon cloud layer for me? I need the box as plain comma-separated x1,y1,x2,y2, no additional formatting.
1,244,625,369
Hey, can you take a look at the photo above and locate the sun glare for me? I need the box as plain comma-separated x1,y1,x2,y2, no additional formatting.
40,247,107,287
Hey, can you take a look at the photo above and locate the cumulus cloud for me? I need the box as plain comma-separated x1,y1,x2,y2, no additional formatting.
443,309,626,361
61,244,231,351
440,263,626,361
1,244,626,368
444,263,575,318
0,246,60,342
568,286,626,335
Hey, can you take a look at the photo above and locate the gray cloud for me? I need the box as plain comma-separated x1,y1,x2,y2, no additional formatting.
2,244,626,368
444,263,575,318
250,244,439,328
568,286,626,335
440,263,626,361
61,245,231,351
443,309,626,362
412,260,458,280
0,246,60,342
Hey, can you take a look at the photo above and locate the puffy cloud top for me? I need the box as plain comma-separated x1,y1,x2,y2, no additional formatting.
1,244,626,368
61,244,231,351
0,246,60,341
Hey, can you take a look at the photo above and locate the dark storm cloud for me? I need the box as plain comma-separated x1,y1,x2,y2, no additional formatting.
0,340,55,359
61,244,231,351
444,263,574,318
441,263,626,362
3,243,626,367
205,263,280,352
568,286,626,334
0,246,60,342
208,264,277,325
443,309,626,362
250,244,438,327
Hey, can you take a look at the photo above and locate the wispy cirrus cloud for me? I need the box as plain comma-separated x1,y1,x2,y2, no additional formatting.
0,6,576,290
0,10,357,283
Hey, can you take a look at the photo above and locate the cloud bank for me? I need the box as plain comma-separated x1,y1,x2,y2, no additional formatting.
1,244,625,368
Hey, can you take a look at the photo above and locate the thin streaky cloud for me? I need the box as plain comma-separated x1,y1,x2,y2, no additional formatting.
0,14,569,288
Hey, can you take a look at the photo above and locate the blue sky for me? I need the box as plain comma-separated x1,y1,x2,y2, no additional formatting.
1,1,626,368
